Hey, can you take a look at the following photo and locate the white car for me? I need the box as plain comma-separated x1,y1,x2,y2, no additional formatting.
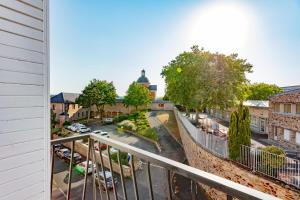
92,130,109,137
77,127,91,133
103,118,113,123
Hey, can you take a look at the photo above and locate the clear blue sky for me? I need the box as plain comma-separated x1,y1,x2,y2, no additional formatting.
50,0,300,97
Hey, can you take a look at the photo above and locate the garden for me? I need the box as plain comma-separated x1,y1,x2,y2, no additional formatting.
114,111,158,142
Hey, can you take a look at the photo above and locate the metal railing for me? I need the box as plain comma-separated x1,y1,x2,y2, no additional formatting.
51,133,279,200
239,145,300,188
174,110,228,158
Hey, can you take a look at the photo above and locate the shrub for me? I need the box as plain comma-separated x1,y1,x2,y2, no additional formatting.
113,114,129,123
110,151,129,166
118,120,137,131
259,146,285,170
139,128,158,141
63,121,71,126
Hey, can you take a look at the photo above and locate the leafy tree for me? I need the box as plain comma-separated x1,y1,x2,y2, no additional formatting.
246,83,283,100
161,46,252,123
77,79,117,121
228,104,251,160
124,82,152,111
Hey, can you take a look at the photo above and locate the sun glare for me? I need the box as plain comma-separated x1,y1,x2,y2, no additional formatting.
187,2,254,54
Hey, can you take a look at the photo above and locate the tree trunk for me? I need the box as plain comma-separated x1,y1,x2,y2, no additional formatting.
87,107,91,123
135,105,138,111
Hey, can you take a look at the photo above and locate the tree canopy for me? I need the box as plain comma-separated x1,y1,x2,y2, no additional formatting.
76,79,117,120
161,46,253,113
124,82,152,110
246,83,282,100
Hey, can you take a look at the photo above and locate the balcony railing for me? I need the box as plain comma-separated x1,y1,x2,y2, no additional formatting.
51,133,279,200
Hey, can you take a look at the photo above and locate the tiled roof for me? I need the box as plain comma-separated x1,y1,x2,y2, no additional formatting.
243,100,269,108
272,88,300,97
51,92,80,103
281,85,300,92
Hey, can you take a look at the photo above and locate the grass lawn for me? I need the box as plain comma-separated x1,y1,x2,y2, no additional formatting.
156,111,181,142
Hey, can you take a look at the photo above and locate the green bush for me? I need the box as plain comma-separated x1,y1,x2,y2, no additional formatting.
113,115,129,123
110,151,129,166
118,120,137,131
139,128,158,141
63,121,71,126
259,146,285,169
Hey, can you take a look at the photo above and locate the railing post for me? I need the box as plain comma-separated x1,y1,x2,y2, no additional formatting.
67,141,75,200
118,150,128,200
146,162,154,200
82,138,91,200
167,170,173,200
130,155,139,200
50,146,55,197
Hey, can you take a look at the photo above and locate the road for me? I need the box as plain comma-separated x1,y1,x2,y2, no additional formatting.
52,112,209,200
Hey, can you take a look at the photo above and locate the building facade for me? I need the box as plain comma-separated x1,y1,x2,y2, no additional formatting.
136,69,157,99
51,92,89,125
210,100,269,135
268,89,300,150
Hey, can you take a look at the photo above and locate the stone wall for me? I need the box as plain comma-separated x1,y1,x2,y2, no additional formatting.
175,113,300,200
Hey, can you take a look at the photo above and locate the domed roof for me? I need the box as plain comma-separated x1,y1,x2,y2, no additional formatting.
137,69,150,83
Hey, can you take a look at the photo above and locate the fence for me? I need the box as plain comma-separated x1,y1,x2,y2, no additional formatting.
239,145,300,188
175,109,228,158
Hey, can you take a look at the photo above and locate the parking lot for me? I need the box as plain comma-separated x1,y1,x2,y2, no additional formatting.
53,117,208,200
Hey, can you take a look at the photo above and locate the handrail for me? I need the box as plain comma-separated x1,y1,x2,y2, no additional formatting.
51,134,280,200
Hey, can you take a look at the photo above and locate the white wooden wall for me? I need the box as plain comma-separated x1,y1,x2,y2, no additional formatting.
0,0,50,199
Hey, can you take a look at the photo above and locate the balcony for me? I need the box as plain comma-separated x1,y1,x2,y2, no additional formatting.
51,134,279,200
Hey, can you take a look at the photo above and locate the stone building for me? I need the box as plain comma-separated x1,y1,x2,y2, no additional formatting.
136,69,157,99
210,100,269,135
51,92,89,125
268,89,300,150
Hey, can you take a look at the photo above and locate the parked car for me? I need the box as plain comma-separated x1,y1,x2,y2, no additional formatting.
94,171,117,190
75,161,95,174
56,148,70,159
103,118,113,124
65,152,82,164
92,130,109,137
77,127,91,133
53,144,62,152
110,147,118,154
94,143,107,151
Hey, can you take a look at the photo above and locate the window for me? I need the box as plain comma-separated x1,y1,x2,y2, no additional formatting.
158,103,164,108
284,129,291,141
296,132,300,145
86,111,88,116
52,104,55,110
296,103,300,114
72,104,76,109
78,113,80,117
274,127,278,140
284,104,291,113
274,103,280,112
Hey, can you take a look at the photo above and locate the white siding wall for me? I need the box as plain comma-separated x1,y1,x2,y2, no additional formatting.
0,0,50,200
